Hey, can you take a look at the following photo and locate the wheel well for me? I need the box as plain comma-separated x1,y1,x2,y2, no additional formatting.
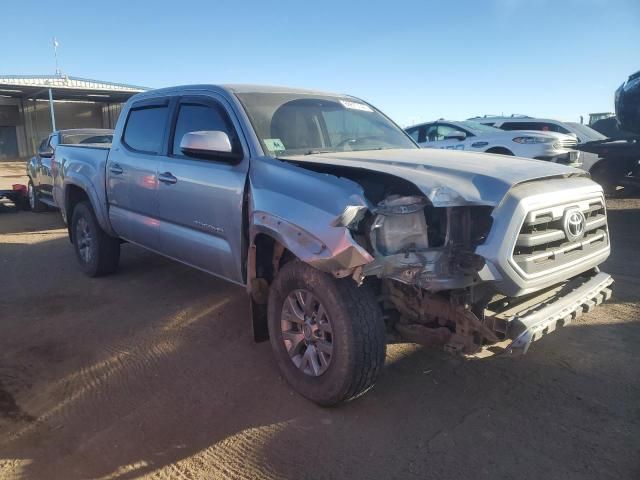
253,234,295,283
485,147,514,156
249,233,296,342
65,185,90,241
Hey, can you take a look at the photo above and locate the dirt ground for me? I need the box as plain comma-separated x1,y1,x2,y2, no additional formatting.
0,161,639,479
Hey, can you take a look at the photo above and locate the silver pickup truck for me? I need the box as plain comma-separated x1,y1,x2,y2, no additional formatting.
53,85,613,405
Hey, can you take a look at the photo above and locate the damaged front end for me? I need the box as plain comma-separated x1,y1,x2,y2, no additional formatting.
248,157,612,356
329,190,613,357
339,193,499,355
360,195,487,291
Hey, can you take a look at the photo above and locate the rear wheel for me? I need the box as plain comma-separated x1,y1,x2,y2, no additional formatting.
267,261,386,406
71,201,120,277
28,179,47,212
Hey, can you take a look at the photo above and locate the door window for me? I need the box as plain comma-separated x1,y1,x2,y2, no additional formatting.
425,125,440,141
406,127,420,142
436,124,462,139
500,121,570,134
123,105,169,154
38,137,48,152
172,102,239,156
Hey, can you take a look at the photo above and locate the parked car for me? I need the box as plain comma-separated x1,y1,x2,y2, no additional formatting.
27,129,113,211
405,120,580,165
53,85,612,405
468,116,607,171
469,115,602,140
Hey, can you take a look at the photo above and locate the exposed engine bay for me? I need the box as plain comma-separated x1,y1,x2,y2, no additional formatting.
281,162,504,355
346,192,499,354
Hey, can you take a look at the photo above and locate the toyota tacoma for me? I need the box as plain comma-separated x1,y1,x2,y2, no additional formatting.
52,85,613,405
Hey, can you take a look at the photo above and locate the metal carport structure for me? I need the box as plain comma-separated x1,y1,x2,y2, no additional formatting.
0,75,147,159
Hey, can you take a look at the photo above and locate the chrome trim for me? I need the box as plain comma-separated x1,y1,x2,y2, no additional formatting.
509,194,610,281
474,177,611,297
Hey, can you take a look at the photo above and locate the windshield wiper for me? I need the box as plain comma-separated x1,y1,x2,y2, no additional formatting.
303,149,334,155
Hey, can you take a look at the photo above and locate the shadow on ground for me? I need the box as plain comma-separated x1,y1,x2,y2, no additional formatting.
0,203,638,479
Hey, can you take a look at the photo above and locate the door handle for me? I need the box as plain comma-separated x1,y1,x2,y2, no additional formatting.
109,164,123,175
158,172,177,185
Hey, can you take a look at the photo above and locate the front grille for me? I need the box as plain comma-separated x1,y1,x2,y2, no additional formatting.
558,138,578,148
512,197,608,277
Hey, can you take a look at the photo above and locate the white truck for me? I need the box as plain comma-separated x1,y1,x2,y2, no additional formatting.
53,84,613,405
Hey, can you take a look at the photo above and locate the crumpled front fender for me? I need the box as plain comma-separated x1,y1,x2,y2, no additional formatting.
248,157,374,274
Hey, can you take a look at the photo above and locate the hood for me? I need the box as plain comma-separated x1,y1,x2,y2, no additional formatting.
281,148,587,207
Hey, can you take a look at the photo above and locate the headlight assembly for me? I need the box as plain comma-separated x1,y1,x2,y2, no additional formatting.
512,136,554,144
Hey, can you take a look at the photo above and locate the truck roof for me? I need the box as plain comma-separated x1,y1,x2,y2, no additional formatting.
129,84,348,100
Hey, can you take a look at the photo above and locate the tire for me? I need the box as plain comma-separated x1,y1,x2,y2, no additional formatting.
267,261,386,406
71,201,120,277
28,179,47,212
485,147,514,156
590,162,619,196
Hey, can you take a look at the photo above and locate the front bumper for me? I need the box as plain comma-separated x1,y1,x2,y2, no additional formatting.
487,271,613,355
534,150,582,167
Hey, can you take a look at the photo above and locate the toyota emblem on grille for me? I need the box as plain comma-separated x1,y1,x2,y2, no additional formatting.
563,209,586,242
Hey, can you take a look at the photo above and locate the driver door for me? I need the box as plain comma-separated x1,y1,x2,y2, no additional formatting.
156,95,249,284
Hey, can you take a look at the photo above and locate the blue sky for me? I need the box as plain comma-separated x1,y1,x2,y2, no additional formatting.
2,0,639,126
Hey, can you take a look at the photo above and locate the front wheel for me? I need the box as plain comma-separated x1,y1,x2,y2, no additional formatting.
71,201,120,277
267,261,386,406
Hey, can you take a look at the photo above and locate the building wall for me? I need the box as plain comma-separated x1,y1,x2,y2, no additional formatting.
0,99,25,160
0,98,125,159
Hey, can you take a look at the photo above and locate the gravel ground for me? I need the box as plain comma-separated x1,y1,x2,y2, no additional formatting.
0,162,639,479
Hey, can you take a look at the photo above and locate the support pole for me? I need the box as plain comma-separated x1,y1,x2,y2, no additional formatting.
48,88,57,131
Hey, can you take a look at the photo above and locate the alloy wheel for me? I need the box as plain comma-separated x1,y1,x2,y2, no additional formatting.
75,217,93,263
280,289,334,376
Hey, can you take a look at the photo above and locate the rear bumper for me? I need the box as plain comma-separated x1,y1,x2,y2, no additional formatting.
501,271,613,355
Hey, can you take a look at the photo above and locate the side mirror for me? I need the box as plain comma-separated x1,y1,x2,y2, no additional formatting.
180,131,241,161
39,147,54,158
444,131,466,141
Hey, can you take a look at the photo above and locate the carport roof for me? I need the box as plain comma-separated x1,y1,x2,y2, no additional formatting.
0,75,149,102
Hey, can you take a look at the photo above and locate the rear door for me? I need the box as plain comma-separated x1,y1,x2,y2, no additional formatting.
106,98,170,250
156,94,249,284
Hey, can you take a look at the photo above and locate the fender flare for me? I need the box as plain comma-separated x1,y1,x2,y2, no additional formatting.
63,173,116,236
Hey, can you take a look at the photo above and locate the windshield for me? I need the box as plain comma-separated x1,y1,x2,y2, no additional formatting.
235,92,416,156
458,121,503,134
565,122,607,141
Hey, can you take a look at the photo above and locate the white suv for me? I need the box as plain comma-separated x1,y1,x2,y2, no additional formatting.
469,116,607,142
469,116,607,170
405,120,580,166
